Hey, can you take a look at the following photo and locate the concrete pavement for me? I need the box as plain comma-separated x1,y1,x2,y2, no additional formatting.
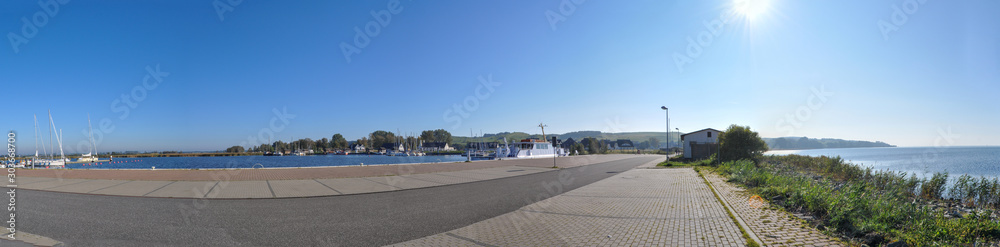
7,155,646,199
392,167,747,247
16,155,662,246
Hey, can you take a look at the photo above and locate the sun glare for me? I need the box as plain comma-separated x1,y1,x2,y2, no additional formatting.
733,0,770,20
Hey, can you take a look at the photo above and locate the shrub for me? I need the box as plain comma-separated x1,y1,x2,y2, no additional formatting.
717,125,768,163
921,172,948,200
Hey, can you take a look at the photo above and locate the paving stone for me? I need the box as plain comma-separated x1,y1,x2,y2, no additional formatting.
269,179,341,197
20,178,92,190
391,168,746,246
90,180,173,196
315,177,398,194
206,181,273,199
143,181,219,198
365,176,443,190
44,179,131,194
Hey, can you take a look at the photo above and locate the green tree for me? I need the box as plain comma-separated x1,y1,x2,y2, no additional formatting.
369,130,396,151
718,125,769,162
421,129,453,143
648,137,660,150
584,137,604,154
225,145,245,153
331,134,348,150
420,130,435,143
273,140,289,153
316,138,330,152
433,129,452,143
571,143,586,155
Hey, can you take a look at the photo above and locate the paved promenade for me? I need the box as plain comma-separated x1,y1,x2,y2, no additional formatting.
14,155,632,181
6,155,642,199
392,167,747,247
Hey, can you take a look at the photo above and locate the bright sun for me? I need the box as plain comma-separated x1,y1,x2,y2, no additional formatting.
733,0,770,20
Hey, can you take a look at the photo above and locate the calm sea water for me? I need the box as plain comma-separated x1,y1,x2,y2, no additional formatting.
61,155,468,170
766,147,1000,178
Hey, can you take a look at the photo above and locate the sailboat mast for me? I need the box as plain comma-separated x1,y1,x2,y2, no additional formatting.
87,114,97,158
33,114,39,159
48,110,53,159
58,129,65,160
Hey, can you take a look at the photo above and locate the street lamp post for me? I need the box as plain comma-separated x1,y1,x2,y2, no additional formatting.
660,106,668,154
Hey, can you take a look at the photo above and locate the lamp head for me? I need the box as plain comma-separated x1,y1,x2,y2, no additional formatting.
660,106,667,110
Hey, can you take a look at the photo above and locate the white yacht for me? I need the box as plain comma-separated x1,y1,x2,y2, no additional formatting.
77,114,100,163
493,137,567,160
386,150,408,156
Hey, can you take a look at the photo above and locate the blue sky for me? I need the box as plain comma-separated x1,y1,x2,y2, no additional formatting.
2,0,997,153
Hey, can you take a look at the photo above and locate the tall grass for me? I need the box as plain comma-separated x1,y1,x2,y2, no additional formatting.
714,155,1000,245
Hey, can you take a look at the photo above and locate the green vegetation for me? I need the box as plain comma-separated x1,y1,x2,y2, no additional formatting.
419,129,453,144
225,146,245,153
712,155,1000,246
368,130,396,150
658,156,714,167
717,125,769,163
330,134,349,150
583,137,605,154
569,143,586,155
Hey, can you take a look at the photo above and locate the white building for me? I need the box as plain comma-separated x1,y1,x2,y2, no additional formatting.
350,143,366,153
681,128,723,159
420,142,455,152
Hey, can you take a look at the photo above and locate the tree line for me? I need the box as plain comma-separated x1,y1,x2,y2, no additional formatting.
224,129,453,153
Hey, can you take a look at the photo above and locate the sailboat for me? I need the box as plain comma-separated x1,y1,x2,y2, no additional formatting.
77,114,99,162
292,137,307,156
34,110,66,168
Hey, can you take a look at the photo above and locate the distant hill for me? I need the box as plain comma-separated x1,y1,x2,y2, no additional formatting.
455,131,681,148
764,137,895,150
455,132,895,151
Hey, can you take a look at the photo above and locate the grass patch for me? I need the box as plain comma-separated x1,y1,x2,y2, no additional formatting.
710,155,1000,246
658,157,714,167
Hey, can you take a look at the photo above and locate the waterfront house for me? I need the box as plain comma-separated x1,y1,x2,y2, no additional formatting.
681,128,723,159
381,143,404,152
350,143,366,153
615,139,635,150
419,142,455,152
560,138,577,149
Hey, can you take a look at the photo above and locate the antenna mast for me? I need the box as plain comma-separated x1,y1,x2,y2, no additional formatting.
538,123,548,140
